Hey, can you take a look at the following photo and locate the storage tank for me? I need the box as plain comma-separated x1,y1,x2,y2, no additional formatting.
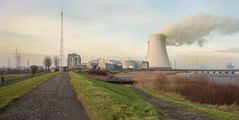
147,34,171,69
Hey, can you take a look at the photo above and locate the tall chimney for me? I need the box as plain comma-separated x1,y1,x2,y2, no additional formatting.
147,34,171,69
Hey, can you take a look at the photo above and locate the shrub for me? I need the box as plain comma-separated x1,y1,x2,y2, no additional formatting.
30,65,38,76
154,74,239,105
87,70,109,76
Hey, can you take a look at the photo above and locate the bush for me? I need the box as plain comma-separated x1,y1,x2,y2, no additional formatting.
154,74,239,105
87,70,109,76
30,65,38,76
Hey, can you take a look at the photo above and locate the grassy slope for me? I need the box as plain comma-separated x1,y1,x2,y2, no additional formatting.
3,73,23,81
0,72,59,110
69,72,164,120
142,88,239,120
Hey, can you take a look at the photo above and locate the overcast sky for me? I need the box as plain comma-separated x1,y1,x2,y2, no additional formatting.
0,0,239,68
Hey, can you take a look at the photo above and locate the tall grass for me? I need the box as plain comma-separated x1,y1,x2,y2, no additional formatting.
154,74,239,105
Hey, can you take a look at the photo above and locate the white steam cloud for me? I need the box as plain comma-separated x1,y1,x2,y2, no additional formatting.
158,13,239,46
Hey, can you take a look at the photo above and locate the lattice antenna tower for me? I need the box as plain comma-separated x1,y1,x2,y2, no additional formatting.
60,7,64,71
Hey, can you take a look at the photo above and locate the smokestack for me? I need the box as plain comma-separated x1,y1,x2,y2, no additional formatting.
147,34,171,69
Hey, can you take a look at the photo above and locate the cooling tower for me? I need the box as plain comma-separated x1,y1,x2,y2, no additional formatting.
147,34,171,69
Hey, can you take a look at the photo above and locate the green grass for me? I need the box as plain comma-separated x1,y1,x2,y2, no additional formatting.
0,72,59,110
3,73,26,81
142,88,239,120
69,72,165,120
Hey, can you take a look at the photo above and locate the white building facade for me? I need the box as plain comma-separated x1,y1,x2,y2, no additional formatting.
67,53,81,69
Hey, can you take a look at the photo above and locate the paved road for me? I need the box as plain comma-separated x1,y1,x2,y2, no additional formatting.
0,72,89,120
131,87,213,120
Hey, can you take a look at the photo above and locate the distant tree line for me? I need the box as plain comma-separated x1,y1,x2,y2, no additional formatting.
43,56,60,72
29,56,60,76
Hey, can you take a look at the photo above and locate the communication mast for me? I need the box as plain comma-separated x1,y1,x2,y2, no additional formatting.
60,7,64,71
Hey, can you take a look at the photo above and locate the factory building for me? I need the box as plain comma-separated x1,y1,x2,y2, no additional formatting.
140,61,149,69
122,60,149,70
99,63,122,70
122,60,137,69
85,58,148,70
86,59,122,70
67,53,81,69
98,59,122,70
86,59,99,69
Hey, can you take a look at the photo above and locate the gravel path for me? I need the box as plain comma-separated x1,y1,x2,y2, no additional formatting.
131,87,213,120
0,72,89,120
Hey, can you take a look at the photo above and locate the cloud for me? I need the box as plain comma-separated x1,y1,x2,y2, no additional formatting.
215,48,239,53
0,30,39,40
157,13,239,46
0,11,147,64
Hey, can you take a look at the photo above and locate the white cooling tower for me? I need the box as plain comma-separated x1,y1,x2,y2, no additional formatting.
147,34,171,69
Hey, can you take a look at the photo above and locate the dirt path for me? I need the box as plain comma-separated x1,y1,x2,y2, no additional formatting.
131,87,213,120
0,72,89,120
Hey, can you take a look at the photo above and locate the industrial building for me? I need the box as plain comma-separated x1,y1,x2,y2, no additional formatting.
139,61,149,69
121,60,149,70
85,59,122,70
85,58,148,70
85,59,99,69
98,59,122,70
67,53,81,69
147,34,171,69
121,60,137,69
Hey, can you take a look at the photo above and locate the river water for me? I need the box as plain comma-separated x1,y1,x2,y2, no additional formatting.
178,72,239,85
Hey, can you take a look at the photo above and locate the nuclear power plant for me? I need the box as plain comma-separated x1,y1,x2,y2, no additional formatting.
147,34,171,69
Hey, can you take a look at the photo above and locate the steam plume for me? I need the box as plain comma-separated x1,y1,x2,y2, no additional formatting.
158,13,239,46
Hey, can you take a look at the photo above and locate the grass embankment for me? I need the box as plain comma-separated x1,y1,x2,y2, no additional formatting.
141,88,239,120
69,72,164,120
0,72,59,110
3,73,25,81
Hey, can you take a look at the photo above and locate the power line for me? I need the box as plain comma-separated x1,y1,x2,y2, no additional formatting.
27,59,30,68
15,47,21,70
8,56,11,69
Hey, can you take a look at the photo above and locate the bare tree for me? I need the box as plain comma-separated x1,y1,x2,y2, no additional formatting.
43,56,52,71
53,56,60,71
